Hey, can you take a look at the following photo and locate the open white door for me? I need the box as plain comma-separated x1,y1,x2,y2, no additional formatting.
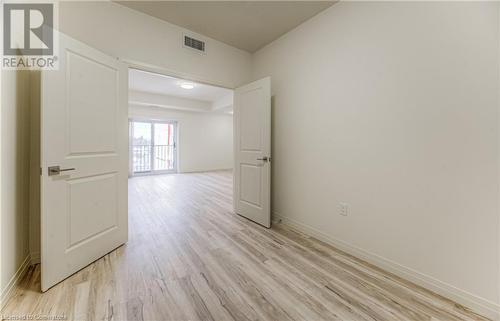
41,34,128,291
234,77,271,228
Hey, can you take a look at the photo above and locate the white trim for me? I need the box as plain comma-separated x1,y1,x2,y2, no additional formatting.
179,168,233,174
0,36,3,316
273,212,500,321
0,255,31,311
30,252,41,265
497,3,500,319
124,62,234,91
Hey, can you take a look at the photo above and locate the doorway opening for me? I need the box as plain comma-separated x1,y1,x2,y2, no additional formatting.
130,120,177,174
127,68,235,176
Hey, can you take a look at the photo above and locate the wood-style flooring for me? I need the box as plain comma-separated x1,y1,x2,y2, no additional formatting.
1,171,490,321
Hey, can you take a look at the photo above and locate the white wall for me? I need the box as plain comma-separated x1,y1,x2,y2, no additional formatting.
0,70,32,307
129,105,233,173
253,2,500,318
59,1,252,89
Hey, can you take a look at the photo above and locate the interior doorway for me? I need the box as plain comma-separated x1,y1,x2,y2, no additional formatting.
31,34,271,294
127,68,236,174
130,120,177,174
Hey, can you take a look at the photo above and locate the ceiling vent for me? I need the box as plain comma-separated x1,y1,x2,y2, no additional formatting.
184,35,205,53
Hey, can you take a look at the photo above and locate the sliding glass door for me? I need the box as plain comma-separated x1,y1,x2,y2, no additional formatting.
153,122,176,171
130,120,177,174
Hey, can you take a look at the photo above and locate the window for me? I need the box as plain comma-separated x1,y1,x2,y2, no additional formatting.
130,120,177,174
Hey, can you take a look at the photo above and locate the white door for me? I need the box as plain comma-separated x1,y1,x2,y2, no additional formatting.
234,77,271,228
41,34,128,291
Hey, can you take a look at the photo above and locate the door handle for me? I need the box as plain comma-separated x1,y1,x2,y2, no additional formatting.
257,157,269,162
48,166,76,176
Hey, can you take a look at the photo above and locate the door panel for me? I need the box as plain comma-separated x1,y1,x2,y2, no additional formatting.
41,34,128,291
68,173,118,247
240,164,262,207
67,51,117,154
234,77,271,228
240,89,263,151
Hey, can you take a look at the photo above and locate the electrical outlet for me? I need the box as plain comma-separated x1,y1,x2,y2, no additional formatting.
339,202,349,216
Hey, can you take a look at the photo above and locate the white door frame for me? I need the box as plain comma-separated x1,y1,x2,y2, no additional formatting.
124,61,237,177
123,62,233,178
124,60,234,91
124,62,272,226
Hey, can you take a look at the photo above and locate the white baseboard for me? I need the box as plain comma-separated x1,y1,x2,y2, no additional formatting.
179,168,233,174
30,251,40,265
273,212,500,321
0,254,31,311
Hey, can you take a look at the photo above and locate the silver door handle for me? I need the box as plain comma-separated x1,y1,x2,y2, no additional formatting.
48,166,76,176
257,157,269,162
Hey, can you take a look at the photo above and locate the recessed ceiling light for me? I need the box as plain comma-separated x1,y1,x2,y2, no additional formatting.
179,82,195,90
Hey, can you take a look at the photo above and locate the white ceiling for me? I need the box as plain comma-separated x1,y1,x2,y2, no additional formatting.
129,68,232,102
129,69,234,113
117,1,335,52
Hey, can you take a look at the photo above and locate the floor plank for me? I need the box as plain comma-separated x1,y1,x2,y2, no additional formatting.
1,171,491,321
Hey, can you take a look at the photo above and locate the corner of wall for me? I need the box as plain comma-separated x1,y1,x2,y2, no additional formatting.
29,71,41,262
0,254,31,311
0,48,3,314
0,69,40,312
497,1,500,316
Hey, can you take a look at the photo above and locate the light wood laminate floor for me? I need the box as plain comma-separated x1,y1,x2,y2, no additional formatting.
1,171,490,321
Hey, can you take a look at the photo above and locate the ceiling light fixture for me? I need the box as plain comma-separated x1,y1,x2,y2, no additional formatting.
179,82,195,90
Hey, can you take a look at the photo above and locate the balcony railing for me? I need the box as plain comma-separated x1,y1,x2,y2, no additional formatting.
132,144,175,173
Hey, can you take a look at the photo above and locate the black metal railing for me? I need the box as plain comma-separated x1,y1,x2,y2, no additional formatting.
132,145,175,172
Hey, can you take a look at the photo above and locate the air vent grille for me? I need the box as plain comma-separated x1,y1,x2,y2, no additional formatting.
184,36,205,52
